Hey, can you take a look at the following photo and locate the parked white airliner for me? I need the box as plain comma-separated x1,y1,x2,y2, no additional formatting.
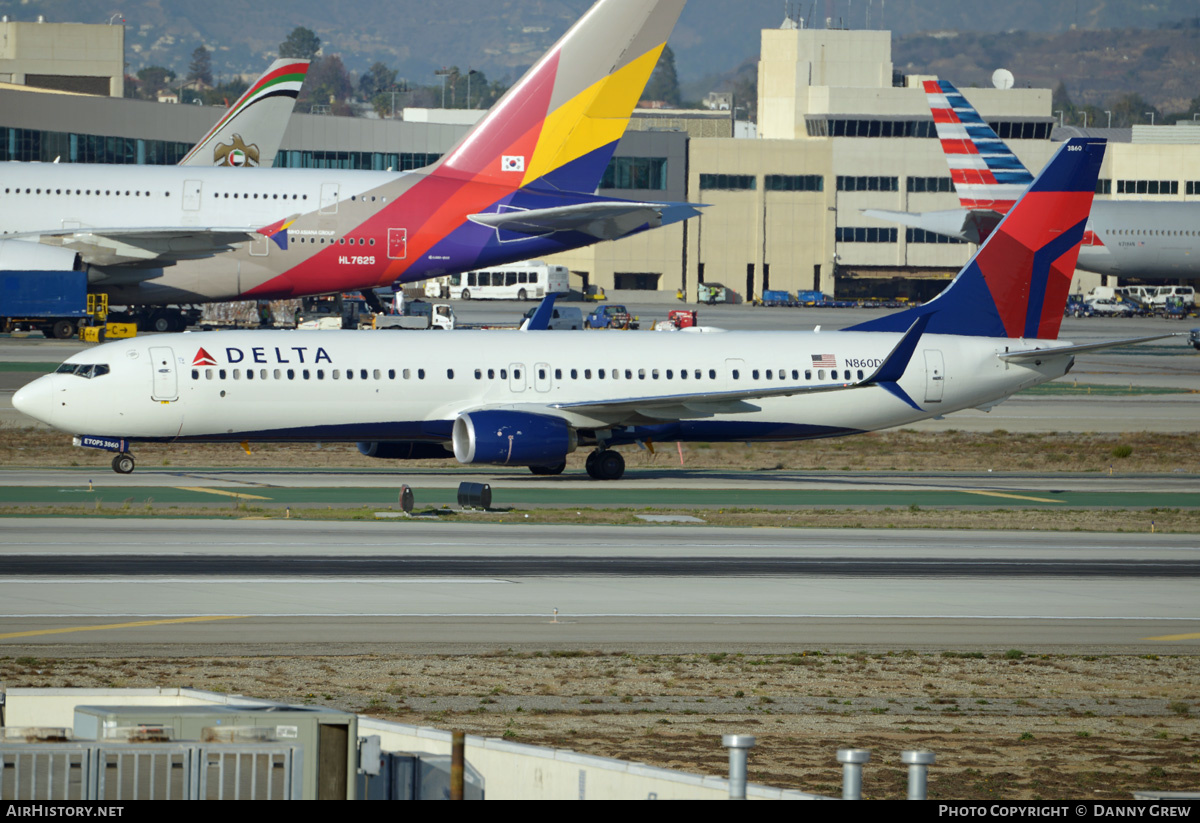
13,139,1176,479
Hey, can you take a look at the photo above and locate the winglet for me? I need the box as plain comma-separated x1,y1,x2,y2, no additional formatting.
522,293,560,331
861,315,930,410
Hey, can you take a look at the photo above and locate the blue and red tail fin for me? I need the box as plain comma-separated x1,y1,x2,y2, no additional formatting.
925,79,1035,214
848,137,1105,340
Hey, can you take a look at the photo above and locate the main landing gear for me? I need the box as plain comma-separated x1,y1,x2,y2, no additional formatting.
111,453,135,474
528,462,566,476
584,449,624,481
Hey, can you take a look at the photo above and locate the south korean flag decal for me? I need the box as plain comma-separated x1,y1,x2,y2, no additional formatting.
501,155,525,173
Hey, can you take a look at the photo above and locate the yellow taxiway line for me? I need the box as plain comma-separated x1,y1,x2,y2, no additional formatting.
961,490,1063,504
1143,632,1200,642
175,486,271,501
0,615,249,640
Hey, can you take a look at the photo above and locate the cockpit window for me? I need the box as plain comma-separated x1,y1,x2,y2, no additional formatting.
55,363,110,379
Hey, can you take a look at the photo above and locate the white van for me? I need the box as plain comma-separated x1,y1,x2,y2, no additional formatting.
1148,286,1195,307
522,305,583,330
448,261,570,301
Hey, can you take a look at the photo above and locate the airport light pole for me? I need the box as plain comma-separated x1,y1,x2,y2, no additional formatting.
1105,110,1112,128
1146,111,1156,126
435,68,452,109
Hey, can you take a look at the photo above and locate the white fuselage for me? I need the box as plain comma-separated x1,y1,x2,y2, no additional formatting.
14,328,1072,450
0,163,397,235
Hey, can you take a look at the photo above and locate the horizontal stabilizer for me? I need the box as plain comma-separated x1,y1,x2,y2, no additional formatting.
862,207,1003,245
469,201,700,241
998,333,1184,363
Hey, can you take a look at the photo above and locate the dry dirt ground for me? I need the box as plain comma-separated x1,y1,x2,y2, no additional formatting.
2,652,1197,800
2,427,1197,475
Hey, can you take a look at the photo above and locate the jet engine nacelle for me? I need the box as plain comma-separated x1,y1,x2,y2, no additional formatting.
357,441,454,460
452,410,577,466
0,240,80,271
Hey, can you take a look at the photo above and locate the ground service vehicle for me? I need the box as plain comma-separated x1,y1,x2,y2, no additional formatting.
1,271,88,338
521,305,582,330
586,304,638,329
371,302,456,330
447,261,570,301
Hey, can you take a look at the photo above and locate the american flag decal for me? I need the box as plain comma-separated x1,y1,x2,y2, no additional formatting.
811,354,836,368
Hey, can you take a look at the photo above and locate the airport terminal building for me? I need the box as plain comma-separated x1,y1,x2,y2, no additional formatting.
3,17,1200,300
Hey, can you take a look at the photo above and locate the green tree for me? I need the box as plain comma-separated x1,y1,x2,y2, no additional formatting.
301,55,355,115
135,66,176,100
359,62,397,101
187,45,213,87
280,26,321,60
642,45,681,106
1108,92,1160,127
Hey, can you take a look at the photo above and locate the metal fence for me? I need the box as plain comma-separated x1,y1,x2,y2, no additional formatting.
2,743,302,801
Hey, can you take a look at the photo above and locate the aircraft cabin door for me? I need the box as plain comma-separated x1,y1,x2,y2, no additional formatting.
248,225,269,257
182,180,202,211
149,347,178,401
320,183,340,214
509,363,526,393
924,350,944,403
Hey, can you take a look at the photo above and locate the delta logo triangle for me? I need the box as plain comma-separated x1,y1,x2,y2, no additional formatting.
193,348,218,366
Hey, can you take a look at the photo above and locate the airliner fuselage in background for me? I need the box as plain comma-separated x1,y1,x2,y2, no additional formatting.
867,79,1200,281
0,0,696,307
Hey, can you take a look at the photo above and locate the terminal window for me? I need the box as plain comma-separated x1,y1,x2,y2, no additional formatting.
837,176,899,192
601,157,667,190
906,177,953,193
699,174,756,191
1116,179,1179,196
836,227,898,243
765,175,823,192
906,228,967,244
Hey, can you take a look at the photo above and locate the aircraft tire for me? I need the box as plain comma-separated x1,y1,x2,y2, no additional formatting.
595,450,624,481
529,462,566,476
111,453,135,474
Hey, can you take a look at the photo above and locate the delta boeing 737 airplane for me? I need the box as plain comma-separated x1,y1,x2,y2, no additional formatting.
865,80,1200,280
14,138,1179,480
0,0,696,325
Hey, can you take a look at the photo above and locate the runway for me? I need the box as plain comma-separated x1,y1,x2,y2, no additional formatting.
2,519,1197,655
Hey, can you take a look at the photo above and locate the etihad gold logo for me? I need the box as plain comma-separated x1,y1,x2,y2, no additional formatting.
213,134,260,167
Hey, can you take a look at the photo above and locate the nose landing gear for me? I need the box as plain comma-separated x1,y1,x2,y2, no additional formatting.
111,453,135,474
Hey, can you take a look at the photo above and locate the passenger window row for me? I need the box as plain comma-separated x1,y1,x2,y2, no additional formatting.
189,364,867,384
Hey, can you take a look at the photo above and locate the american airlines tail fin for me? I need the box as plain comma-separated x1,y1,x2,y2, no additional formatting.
925,79,1035,214
848,138,1105,340
429,0,686,194
178,59,310,168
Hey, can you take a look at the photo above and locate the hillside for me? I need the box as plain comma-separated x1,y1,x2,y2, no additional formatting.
3,0,1199,110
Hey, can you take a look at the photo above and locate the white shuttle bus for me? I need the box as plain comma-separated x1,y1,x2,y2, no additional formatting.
432,261,570,301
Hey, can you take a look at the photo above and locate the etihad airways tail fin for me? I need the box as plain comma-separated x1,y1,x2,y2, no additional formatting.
179,59,310,168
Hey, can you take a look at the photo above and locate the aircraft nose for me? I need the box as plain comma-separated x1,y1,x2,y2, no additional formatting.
12,375,56,426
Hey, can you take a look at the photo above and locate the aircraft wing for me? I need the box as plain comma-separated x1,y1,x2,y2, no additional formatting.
466,317,930,427
998,333,1185,363
468,201,702,241
21,227,264,268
